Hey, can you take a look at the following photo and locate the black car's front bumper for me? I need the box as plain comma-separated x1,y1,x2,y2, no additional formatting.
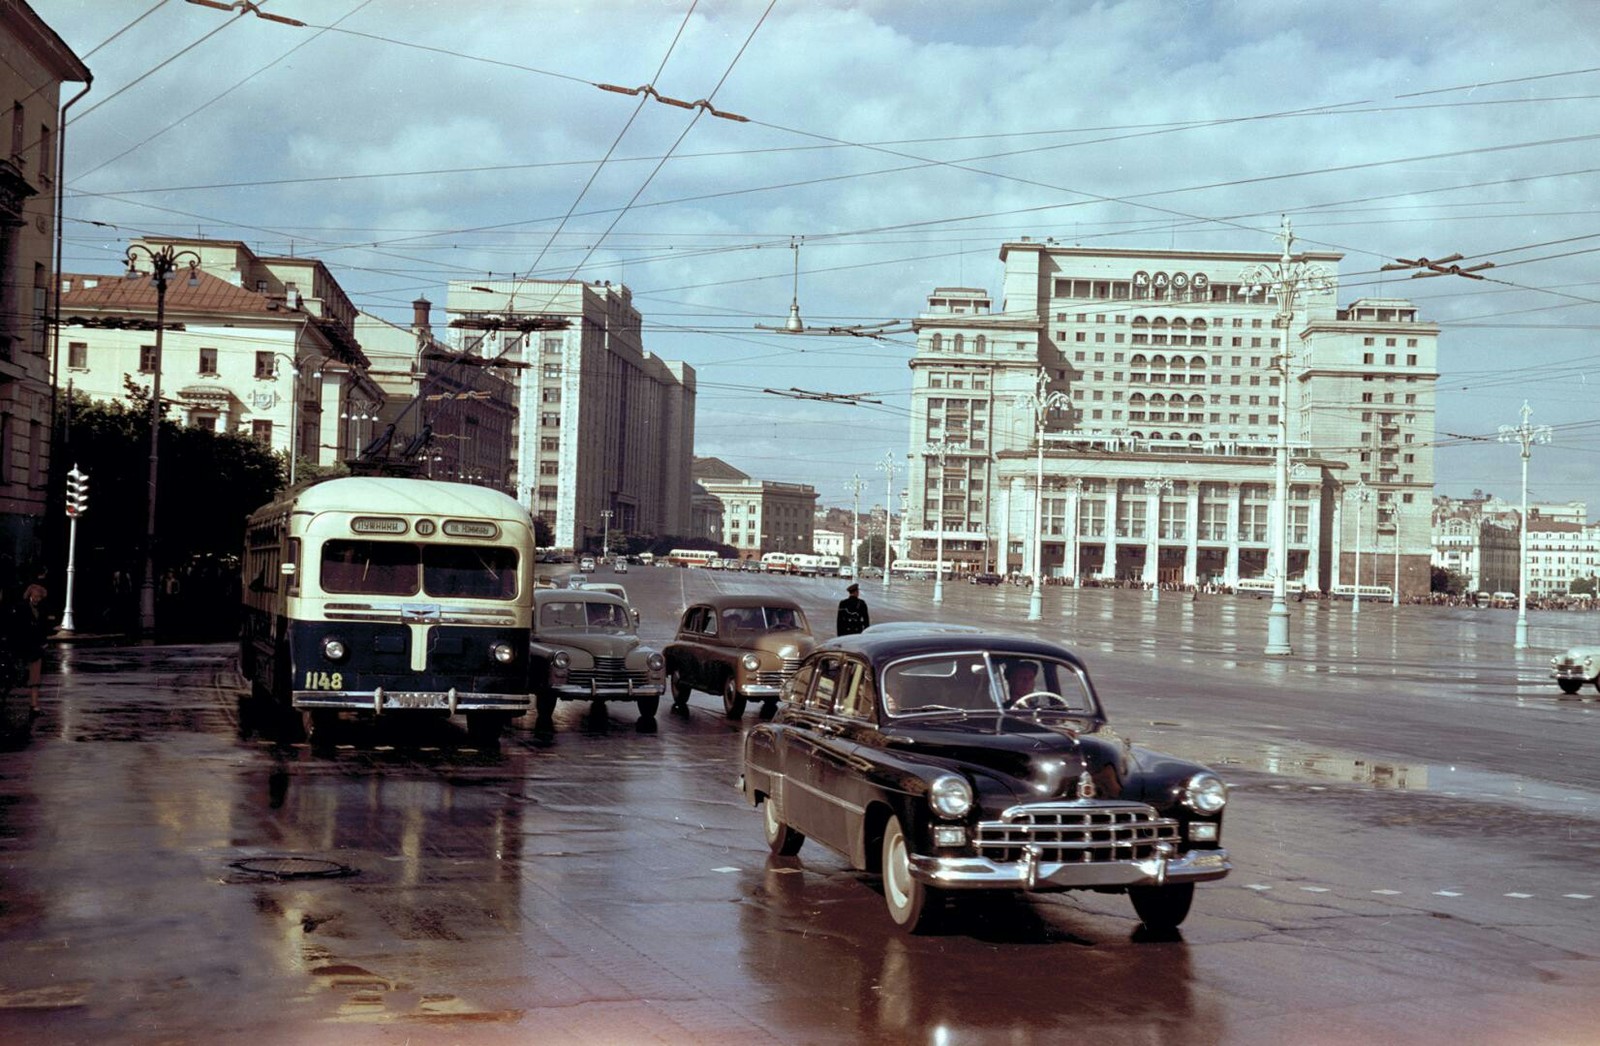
910,845,1230,891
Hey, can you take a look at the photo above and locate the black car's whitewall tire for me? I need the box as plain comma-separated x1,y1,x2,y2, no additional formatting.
882,815,937,932
763,793,805,856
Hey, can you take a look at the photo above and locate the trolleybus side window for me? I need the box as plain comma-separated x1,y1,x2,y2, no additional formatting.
322,539,420,595
424,545,519,600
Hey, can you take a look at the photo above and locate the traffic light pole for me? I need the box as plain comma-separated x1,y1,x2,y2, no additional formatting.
60,464,88,634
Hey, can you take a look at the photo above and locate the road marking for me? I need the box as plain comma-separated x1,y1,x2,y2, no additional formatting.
1564,893,1593,900
1300,886,1330,893
1434,890,1462,897
713,866,740,874
1504,892,1534,899
1244,884,1272,891
1371,889,1401,895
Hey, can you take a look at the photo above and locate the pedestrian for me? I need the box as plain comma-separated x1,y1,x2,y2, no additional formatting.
14,572,54,717
836,582,870,636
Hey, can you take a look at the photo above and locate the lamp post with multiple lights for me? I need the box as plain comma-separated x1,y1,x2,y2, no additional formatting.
600,509,613,562
1499,401,1552,650
1017,370,1070,621
124,243,200,633
1347,480,1372,617
847,472,865,579
876,451,899,591
1239,216,1334,655
923,439,963,604
1144,477,1173,602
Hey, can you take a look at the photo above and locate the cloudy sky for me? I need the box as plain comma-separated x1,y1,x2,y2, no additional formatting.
36,0,1600,513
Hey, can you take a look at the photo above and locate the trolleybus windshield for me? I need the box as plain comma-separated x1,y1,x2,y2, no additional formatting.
321,539,519,599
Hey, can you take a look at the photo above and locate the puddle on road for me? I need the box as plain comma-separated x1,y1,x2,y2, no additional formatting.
1142,731,1600,816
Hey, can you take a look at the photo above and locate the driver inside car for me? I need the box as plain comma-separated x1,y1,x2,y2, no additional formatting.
1002,659,1048,707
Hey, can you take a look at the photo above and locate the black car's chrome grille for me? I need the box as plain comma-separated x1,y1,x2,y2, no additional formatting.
752,658,802,687
974,802,1179,864
567,656,649,688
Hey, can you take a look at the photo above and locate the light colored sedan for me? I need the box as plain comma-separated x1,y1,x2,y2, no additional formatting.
1550,646,1600,694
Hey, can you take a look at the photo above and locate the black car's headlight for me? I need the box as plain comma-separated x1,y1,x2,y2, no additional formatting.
1183,772,1228,814
929,774,973,818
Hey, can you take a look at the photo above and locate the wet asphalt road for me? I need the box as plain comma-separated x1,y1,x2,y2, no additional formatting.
2,570,1599,1045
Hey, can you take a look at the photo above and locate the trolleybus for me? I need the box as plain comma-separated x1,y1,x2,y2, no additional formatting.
240,477,538,746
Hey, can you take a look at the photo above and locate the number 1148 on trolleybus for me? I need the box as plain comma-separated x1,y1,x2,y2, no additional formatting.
239,477,538,746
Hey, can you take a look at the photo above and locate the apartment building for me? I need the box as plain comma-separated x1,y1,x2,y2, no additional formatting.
56,238,381,471
444,280,695,550
906,239,1440,595
0,1,88,573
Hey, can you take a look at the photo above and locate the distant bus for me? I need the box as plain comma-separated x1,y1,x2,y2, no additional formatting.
1236,578,1306,594
789,553,823,576
1330,583,1393,600
817,555,841,577
666,548,718,568
889,558,955,579
761,552,793,574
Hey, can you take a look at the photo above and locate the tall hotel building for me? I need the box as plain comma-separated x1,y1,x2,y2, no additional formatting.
906,239,1439,596
444,280,695,551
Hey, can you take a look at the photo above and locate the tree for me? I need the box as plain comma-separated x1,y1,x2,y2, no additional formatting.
859,532,892,570
1430,566,1468,595
51,389,283,635
1570,575,1598,596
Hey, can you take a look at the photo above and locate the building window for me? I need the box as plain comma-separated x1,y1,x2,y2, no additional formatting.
198,347,218,374
542,336,563,355
255,351,274,378
251,419,273,444
68,341,87,369
140,344,157,373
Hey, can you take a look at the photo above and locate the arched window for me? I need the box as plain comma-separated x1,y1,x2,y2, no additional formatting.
1188,394,1204,406
1150,392,1166,405
930,334,943,352
1192,318,1208,330
1130,392,1147,404
1132,316,1149,328
1190,355,1206,368
1188,432,1203,442
1130,431,1145,440
953,334,964,353
1152,316,1169,328
975,335,986,353
1130,353,1148,367
1173,317,1188,330
1169,431,1184,441
1170,356,1189,370
1152,354,1167,368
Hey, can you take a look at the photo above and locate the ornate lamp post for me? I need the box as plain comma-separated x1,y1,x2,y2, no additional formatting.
1144,477,1173,602
1017,370,1070,621
847,472,864,579
125,243,200,634
1240,217,1334,655
1499,401,1552,649
876,450,899,591
1066,477,1084,587
923,439,964,604
600,509,613,561
1348,480,1372,617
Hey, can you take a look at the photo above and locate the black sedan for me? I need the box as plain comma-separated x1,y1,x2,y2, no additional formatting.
739,630,1230,934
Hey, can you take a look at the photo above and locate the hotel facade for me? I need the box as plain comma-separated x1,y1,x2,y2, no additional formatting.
905,239,1440,597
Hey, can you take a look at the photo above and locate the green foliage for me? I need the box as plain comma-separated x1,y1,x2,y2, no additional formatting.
1430,566,1469,595
1570,575,1598,596
53,390,285,577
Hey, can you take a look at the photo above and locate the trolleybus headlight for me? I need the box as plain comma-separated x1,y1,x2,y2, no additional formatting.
1183,772,1228,814
742,653,761,672
647,653,665,673
929,773,973,818
321,637,348,662
490,641,516,664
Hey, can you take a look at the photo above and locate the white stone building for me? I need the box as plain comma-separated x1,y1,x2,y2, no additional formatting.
693,457,817,560
906,239,1440,595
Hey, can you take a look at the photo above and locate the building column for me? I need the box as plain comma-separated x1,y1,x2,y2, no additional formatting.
1330,497,1344,589
1104,483,1120,582
1223,482,1241,587
1066,480,1083,583
1143,488,1160,586
1184,484,1200,586
1305,495,1323,591
1013,477,1030,576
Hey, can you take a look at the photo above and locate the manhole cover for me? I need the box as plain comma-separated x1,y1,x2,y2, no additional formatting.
229,856,358,881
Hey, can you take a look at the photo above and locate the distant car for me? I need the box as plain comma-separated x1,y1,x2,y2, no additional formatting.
664,595,816,718
566,574,588,589
969,572,1003,585
612,559,629,574
858,566,884,580
529,589,665,731
838,565,856,579
740,628,1231,933
1550,645,1600,694
578,581,631,606
579,556,597,572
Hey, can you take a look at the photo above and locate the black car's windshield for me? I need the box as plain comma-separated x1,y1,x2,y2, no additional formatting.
883,652,1094,716
539,600,633,633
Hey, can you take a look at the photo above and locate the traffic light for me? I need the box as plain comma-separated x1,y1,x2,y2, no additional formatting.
66,466,89,517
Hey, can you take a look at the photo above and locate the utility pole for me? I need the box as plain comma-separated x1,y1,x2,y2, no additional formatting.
1499,401,1552,650
846,473,865,579
923,440,964,604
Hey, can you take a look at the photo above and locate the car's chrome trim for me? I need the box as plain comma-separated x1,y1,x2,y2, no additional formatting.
911,845,1230,890
785,774,867,816
295,690,531,714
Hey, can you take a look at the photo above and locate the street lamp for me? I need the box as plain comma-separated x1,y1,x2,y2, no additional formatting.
1017,370,1070,621
1347,480,1372,617
1144,477,1173,602
847,472,864,580
923,439,964,604
125,243,200,634
1499,400,1552,649
876,451,899,591
1066,477,1084,588
600,509,613,561
1391,526,1401,608
274,352,321,488
1240,216,1334,655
